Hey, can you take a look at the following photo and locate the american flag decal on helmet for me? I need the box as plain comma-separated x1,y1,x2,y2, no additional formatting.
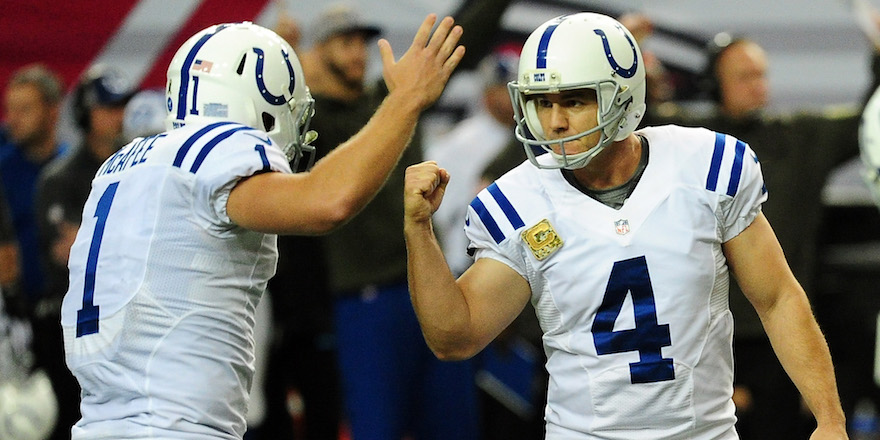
192,59,213,73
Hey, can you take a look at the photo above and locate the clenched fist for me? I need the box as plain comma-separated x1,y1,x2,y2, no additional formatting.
404,161,450,227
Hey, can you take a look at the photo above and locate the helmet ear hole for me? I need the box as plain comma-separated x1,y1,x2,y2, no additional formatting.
236,54,247,75
523,99,545,140
261,112,276,132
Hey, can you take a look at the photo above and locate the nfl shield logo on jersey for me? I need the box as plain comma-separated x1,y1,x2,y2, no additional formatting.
614,219,630,235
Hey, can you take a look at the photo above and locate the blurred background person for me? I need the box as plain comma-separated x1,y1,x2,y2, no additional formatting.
264,5,379,437
680,33,880,440
274,7,303,52
0,64,68,309
119,89,166,141
628,10,880,438
0,179,19,303
270,2,514,439
0,120,57,440
618,12,677,111
0,65,69,439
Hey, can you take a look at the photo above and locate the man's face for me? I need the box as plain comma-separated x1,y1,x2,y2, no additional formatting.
319,32,370,89
88,104,126,152
3,84,56,149
717,41,769,119
531,89,600,156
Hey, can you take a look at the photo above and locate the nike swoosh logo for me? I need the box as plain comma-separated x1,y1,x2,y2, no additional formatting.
243,132,273,145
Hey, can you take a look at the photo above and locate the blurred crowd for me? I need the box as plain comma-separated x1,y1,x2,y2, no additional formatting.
2,1,880,439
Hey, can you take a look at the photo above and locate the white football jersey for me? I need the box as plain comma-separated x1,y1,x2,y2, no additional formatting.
61,121,292,440
465,125,766,440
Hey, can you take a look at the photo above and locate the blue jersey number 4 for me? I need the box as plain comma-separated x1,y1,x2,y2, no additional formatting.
76,182,119,337
591,256,674,384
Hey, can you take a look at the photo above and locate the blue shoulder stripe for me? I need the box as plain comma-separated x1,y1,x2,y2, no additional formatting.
173,121,237,167
706,132,725,191
705,132,747,196
487,183,524,229
726,139,746,196
189,126,254,173
468,183,524,245
470,197,505,244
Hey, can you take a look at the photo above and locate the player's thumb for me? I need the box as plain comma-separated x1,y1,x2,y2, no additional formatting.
377,39,397,91
437,168,451,191
378,39,395,70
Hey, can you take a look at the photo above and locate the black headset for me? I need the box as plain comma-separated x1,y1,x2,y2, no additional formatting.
71,66,134,131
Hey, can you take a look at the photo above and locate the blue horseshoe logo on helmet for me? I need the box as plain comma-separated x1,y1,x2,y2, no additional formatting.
593,24,638,79
253,47,296,105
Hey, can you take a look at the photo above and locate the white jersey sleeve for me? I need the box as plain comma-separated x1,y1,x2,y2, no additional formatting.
703,131,767,242
463,176,533,280
166,123,293,230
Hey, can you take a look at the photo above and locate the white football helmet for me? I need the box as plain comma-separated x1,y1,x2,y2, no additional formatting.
166,22,316,169
509,13,647,169
0,370,58,440
861,85,880,209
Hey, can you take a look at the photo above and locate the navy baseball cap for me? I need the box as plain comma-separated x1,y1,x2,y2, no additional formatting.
89,67,135,106
73,64,136,129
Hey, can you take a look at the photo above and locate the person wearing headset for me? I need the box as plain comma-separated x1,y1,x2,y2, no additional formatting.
640,20,880,437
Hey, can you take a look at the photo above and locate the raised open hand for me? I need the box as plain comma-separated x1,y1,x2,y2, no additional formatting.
378,14,466,110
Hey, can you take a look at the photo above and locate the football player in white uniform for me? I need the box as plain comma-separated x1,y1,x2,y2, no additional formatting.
61,16,464,440
404,12,847,440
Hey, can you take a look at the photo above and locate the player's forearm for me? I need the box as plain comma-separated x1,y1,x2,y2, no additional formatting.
306,92,423,228
405,220,480,360
760,288,846,431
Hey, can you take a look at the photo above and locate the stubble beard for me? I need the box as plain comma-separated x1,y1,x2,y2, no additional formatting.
326,60,365,95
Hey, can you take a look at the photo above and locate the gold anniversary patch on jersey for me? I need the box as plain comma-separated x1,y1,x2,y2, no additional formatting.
521,219,563,261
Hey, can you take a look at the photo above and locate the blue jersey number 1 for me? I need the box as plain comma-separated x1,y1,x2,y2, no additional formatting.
254,144,270,171
76,182,119,337
591,256,674,384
